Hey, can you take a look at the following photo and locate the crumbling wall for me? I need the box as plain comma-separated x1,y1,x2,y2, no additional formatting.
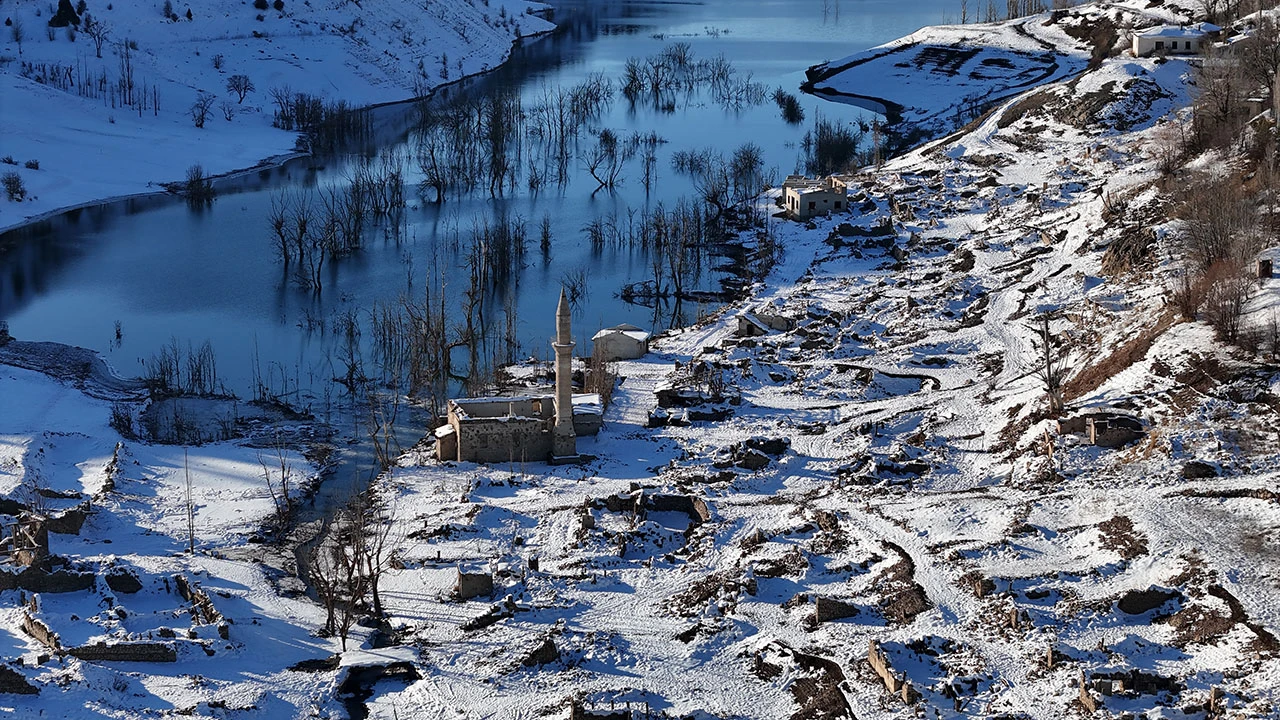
814,597,860,623
21,612,60,650
174,575,223,625
455,569,494,601
868,640,903,695
0,568,95,594
68,642,177,663
47,501,92,535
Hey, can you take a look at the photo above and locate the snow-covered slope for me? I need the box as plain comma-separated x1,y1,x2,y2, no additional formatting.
0,0,553,232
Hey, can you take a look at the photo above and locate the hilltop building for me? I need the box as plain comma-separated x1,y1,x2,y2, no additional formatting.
782,175,848,220
435,290,601,464
1132,23,1219,57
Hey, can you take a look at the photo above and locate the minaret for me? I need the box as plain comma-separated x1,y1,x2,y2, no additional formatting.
551,287,577,459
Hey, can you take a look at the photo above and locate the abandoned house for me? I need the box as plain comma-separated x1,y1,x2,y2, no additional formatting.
1058,411,1146,449
735,306,794,338
1132,23,1219,57
591,324,650,362
435,289,602,464
782,175,848,220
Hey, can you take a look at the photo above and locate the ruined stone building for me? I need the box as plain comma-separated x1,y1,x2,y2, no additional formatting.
435,289,602,464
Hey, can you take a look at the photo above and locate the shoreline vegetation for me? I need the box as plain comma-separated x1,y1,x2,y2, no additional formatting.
0,0,556,236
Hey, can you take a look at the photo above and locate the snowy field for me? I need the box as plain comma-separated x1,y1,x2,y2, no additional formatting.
0,0,552,233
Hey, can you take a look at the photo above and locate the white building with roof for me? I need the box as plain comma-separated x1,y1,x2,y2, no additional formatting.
1132,23,1219,57
591,324,650,361
782,176,848,221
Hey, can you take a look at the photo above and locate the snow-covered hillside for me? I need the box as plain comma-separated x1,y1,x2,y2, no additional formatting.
0,0,553,232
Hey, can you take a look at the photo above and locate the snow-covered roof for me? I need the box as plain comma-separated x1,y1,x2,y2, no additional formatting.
571,393,603,416
793,184,841,196
592,324,651,342
1138,22,1219,38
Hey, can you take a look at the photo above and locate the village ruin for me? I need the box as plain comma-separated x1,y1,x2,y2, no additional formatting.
434,289,602,464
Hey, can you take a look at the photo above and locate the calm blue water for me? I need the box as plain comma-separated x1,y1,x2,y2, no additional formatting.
0,0,955,402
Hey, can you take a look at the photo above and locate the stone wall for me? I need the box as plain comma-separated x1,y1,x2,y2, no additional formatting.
455,569,494,601
456,416,553,464
814,597,860,623
21,612,60,650
47,501,92,535
68,642,177,663
868,640,903,695
0,568,95,594
174,575,222,625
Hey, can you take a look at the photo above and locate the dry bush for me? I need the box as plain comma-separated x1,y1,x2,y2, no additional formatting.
1201,262,1254,344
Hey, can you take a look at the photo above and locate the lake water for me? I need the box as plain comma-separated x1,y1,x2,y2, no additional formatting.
0,0,956,406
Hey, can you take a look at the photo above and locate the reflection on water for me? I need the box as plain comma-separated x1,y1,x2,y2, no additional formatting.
0,0,953,404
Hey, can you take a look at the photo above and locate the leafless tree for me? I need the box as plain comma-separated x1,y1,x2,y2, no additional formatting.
1202,263,1255,343
10,18,24,56
226,74,255,103
1030,313,1066,416
184,448,196,555
358,492,401,619
258,439,294,530
1178,173,1255,272
190,93,215,128
82,15,108,58
220,100,235,121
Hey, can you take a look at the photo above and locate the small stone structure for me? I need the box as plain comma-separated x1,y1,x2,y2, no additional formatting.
640,493,711,528
1057,411,1145,449
1261,258,1273,279
814,597,860,623
783,175,848,220
735,309,794,338
455,567,494,601
591,324,650,361
436,290,602,464
1079,668,1181,711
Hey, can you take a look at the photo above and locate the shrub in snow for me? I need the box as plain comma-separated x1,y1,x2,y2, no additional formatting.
212,53,224,69
254,0,269,10
273,0,285,11
23,159,38,170
189,93,215,128
1,156,14,165
2,172,26,201
48,0,80,28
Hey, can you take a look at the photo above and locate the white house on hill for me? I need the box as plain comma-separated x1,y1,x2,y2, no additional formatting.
1132,23,1220,57
782,175,848,221
591,324,650,361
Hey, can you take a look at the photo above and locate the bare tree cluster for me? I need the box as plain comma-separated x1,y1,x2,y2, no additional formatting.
305,491,400,650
